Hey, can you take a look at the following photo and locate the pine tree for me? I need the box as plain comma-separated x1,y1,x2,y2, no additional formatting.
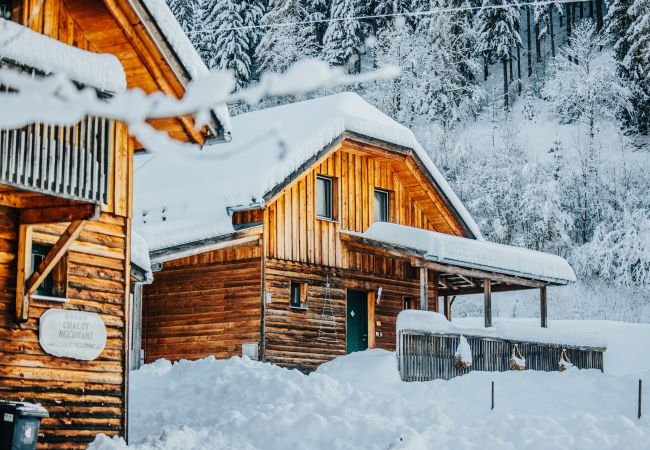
241,0,265,80
623,0,650,133
322,0,363,70
306,0,329,45
202,0,252,87
475,0,522,108
255,0,317,75
166,0,197,33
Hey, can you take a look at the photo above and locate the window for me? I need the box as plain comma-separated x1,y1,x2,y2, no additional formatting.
290,282,307,309
316,175,334,220
0,1,12,20
30,244,66,298
374,189,390,223
403,297,415,310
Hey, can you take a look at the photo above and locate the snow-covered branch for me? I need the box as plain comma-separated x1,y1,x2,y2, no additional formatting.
0,58,398,151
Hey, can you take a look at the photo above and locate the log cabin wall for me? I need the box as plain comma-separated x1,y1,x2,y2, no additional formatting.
141,244,263,363
261,140,455,371
0,124,132,448
263,254,438,371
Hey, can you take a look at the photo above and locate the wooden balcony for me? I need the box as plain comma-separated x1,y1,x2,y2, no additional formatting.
397,330,605,382
0,59,113,205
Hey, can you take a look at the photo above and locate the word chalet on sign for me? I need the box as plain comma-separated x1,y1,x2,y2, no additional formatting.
39,309,107,361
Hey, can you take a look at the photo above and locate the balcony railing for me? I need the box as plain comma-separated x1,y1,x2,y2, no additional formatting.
0,59,113,205
397,330,605,382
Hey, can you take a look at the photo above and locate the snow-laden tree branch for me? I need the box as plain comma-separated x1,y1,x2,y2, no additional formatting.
0,58,399,152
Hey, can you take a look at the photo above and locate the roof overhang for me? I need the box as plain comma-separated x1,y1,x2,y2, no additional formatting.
340,230,573,297
148,225,262,264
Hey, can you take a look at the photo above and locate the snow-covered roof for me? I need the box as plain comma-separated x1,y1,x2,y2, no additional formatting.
134,92,480,252
397,310,606,348
0,19,126,92
139,0,231,134
349,222,576,284
131,231,153,283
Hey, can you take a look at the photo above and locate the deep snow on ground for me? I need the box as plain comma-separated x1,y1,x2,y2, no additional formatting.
90,320,650,450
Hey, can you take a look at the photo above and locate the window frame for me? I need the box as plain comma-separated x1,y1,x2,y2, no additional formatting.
30,243,67,299
290,281,308,309
316,175,337,221
374,188,390,223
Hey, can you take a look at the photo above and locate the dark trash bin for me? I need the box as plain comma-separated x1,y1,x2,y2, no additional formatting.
0,401,48,450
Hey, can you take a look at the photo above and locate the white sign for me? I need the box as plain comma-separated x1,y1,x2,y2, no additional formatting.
39,309,106,360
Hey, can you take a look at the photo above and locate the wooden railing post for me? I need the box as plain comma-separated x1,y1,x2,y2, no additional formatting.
540,286,548,328
484,278,492,328
444,295,451,321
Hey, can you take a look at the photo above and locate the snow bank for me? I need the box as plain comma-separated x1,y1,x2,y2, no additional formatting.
398,310,606,348
359,222,576,284
135,92,479,251
0,19,126,92
90,348,649,450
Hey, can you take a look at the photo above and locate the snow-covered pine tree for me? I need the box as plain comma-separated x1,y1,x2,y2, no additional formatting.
544,20,629,137
414,0,483,127
241,0,265,81
322,0,363,71
623,0,650,133
255,0,317,75
202,0,252,87
306,0,329,45
475,0,522,108
166,0,197,33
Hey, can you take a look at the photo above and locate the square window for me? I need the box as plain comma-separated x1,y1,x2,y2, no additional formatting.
374,189,390,223
30,244,67,298
290,281,307,309
316,175,334,220
403,297,414,310
0,1,11,20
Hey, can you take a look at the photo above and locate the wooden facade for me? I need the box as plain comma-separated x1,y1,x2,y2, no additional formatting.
1,0,218,447
142,138,458,372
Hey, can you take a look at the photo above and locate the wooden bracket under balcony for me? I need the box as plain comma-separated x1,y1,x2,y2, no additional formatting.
15,205,98,323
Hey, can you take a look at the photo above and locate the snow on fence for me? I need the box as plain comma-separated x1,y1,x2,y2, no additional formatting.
0,59,113,204
396,311,605,381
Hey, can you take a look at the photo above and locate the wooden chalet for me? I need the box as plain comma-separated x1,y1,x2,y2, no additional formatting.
0,0,228,447
134,93,576,372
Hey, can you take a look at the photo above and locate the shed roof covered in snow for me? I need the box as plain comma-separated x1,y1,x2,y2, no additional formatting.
344,223,576,285
134,92,481,253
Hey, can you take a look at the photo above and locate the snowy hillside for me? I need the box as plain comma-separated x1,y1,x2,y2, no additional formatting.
91,320,649,450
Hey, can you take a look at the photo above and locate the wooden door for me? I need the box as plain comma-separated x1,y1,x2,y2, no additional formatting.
346,290,368,353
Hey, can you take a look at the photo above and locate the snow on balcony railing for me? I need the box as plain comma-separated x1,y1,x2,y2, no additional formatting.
0,59,113,204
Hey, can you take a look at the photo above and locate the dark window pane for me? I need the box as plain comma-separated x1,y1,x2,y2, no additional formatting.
0,1,11,20
374,189,389,222
31,245,53,296
290,282,301,307
316,176,332,219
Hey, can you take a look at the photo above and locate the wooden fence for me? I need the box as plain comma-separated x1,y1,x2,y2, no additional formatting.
0,58,113,204
397,330,605,382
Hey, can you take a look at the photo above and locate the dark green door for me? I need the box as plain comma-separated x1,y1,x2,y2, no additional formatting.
346,290,368,353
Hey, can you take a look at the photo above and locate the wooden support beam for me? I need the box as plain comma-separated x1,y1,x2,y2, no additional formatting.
15,224,32,322
484,278,492,328
444,295,451,321
368,292,376,349
540,286,548,328
20,203,99,225
419,267,429,310
458,274,476,286
24,220,87,299
413,259,546,289
431,271,439,311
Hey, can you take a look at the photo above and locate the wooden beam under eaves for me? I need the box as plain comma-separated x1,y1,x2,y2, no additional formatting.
20,203,99,225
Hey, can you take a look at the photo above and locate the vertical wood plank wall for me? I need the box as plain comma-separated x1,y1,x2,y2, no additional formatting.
264,143,464,268
142,245,263,362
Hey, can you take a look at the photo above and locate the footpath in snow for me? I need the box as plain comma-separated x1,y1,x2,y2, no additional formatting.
90,319,650,450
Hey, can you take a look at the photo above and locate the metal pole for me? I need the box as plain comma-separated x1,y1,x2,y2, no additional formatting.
639,379,642,419
491,381,495,410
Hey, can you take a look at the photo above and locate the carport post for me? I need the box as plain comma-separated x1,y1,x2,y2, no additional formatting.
483,278,492,328
419,267,428,310
540,286,548,328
